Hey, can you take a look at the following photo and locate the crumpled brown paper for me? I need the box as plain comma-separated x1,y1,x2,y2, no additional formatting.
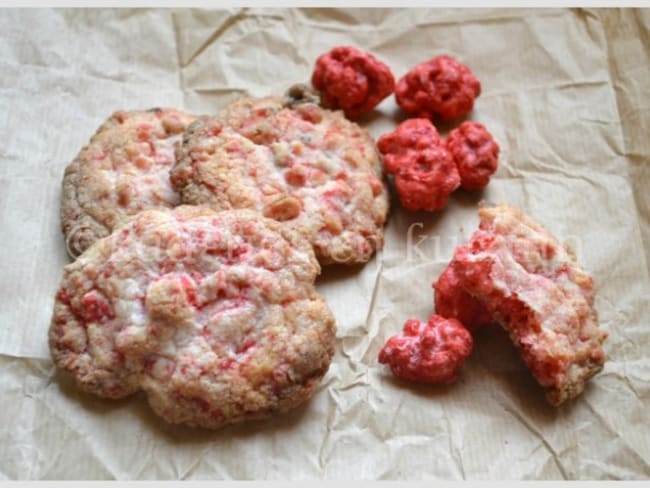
0,7,649,480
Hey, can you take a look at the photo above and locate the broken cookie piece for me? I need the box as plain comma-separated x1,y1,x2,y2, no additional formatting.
450,204,607,406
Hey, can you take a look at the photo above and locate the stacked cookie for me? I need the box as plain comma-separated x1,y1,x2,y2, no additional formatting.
51,89,389,428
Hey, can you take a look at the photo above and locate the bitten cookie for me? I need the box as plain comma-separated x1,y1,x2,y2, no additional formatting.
61,108,196,257
49,206,336,429
451,204,607,406
171,93,389,265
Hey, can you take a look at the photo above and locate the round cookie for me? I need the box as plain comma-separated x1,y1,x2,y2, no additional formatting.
49,206,336,429
171,94,389,265
61,108,197,258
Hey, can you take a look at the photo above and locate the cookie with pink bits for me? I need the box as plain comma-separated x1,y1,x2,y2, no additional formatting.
61,108,197,257
171,92,389,265
451,204,607,405
49,206,336,428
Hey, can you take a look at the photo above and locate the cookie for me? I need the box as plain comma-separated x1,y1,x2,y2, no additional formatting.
60,108,197,257
49,206,336,428
450,204,607,406
171,93,389,265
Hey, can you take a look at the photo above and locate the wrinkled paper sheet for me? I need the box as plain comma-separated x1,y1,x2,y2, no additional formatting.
0,7,649,480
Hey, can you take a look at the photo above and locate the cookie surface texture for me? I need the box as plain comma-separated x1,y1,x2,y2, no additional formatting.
61,108,197,257
171,96,389,265
49,206,336,428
